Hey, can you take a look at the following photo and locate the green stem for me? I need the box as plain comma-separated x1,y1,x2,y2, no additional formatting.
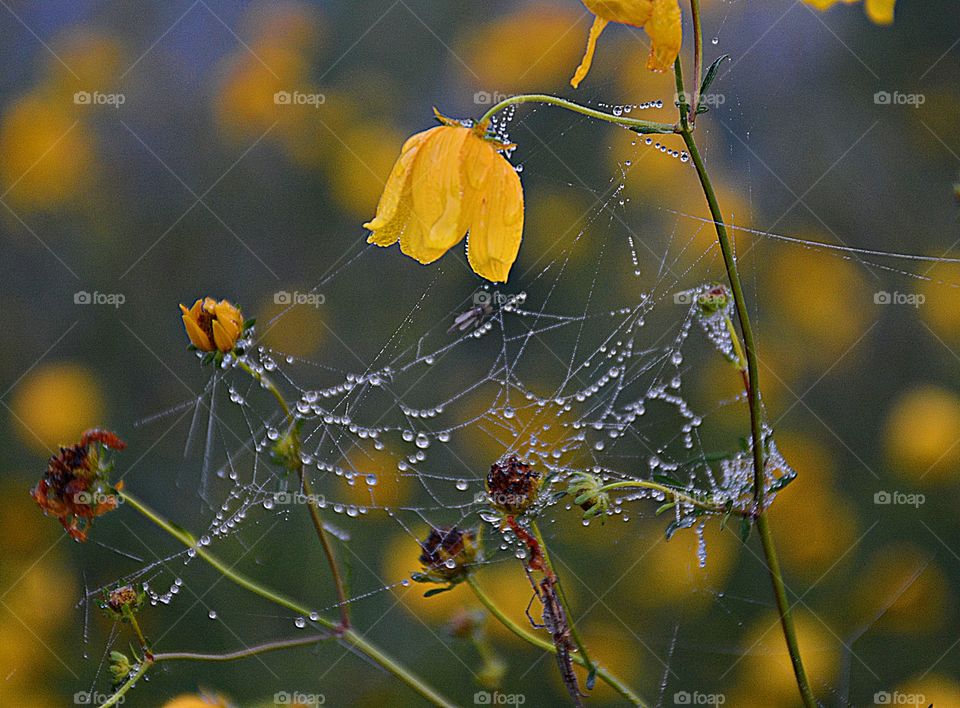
153,634,332,662
100,658,150,708
118,490,453,706
466,576,645,706
237,359,351,630
675,54,817,708
478,94,676,134
689,0,703,124
597,480,735,515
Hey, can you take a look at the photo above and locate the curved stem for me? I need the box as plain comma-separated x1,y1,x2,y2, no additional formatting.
478,94,676,134
236,359,351,629
118,490,453,706
597,480,734,515
153,634,332,662
675,55,817,707
466,576,645,706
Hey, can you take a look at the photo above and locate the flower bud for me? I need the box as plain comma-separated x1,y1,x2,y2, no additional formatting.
697,283,730,315
101,584,145,621
180,298,245,354
567,472,610,521
414,526,479,587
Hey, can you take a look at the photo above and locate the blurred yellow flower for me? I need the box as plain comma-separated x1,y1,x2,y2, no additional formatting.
804,0,896,24
161,693,233,708
572,0,683,88
364,111,524,283
884,385,960,483
340,446,412,508
10,362,104,454
180,298,244,353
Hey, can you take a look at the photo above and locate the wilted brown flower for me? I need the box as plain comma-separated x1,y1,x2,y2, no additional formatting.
485,454,540,514
31,428,126,542
416,526,479,585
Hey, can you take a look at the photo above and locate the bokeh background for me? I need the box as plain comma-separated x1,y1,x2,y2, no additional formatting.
1,1,959,706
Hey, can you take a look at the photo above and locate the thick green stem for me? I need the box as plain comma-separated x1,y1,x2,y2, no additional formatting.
675,59,817,707
478,94,676,134
118,490,453,706
466,576,645,706
237,359,351,629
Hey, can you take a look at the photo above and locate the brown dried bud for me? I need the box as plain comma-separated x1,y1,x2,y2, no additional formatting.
485,455,540,514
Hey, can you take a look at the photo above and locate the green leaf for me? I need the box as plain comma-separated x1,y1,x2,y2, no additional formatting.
653,473,683,488
699,54,730,96
739,517,753,543
423,586,455,598
655,501,677,516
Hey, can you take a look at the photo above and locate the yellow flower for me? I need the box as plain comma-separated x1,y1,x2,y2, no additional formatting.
804,0,895,24
179,298,244,352
363,110,524,283
571,0,682,88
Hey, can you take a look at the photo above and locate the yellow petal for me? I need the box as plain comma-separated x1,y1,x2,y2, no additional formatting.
458,133,496,234
865,0,895,23
467,155,524,283
645,0,682,71
214,300,242,338
406,126,471,262
571,16,609,89
363,127,439,242
212,319,235,352
182,313,212,351
583,0,654,26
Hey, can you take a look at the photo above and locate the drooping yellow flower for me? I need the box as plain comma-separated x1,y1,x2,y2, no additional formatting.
571,0,682,88
179,298,244,352
804,0,895,24
363,110,524,283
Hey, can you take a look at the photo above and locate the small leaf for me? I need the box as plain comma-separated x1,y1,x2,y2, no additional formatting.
423,586,454,598
655,501,677,516
699,54,731,96
739,517,753,543
586,667,597,690
653,473,683,488
243,318,257,330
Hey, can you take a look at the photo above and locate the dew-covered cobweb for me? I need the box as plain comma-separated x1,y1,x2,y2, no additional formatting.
73,90,958,706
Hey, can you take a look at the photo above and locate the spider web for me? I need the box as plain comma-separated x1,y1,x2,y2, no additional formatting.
72,95,957,707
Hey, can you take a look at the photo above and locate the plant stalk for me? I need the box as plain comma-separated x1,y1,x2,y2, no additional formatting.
118,490,453,706
478,94,676,134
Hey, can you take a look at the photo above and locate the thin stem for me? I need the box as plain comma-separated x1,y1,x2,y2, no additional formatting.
119,490,453,706
466,576,645,706
597,480,735,515
100,658,150,708
675,49,817,707
153,634,331,662
236,359,351,629
478,94,676,134
689,0,703,124
123,609,150,657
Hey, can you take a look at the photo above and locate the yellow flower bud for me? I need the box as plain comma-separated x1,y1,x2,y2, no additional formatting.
179,298,244,353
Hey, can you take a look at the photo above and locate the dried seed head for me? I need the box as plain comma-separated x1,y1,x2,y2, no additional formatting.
102,584,145,619
485,454,540,514
417,526,479,583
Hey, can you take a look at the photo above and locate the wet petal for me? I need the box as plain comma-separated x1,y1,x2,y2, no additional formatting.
583,0,654,26
408,125,471,259
645,0,682,71
466,155,524,282
571,16,610,89
212,319,235,352
182,313,212,350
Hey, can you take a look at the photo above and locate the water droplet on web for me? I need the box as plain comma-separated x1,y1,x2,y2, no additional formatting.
309,611,320,621
294,617,306,628
455,479,469,491
208,610,217,620
365,474,378,486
